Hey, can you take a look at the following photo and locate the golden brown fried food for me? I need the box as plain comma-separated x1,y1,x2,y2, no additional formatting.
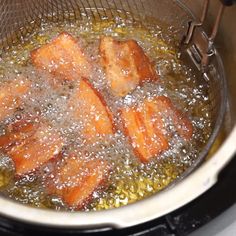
69,79,114,142
0,119,64,175
31,32,91,81
0,119,39,151
46,154,109,209
0,79,30,121
100,36,158,97
121,96,192,162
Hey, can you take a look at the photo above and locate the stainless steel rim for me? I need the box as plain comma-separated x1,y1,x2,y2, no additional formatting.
0,127,235,228
0,0,233,228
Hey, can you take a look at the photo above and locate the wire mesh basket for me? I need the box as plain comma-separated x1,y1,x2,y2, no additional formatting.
0,0,227,202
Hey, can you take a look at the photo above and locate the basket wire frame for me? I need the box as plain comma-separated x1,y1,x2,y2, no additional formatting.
0,0,227,191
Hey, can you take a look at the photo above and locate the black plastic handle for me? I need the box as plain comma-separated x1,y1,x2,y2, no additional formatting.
221,0,236,6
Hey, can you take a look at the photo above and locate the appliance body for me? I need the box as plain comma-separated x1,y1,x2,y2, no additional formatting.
0,0,234,230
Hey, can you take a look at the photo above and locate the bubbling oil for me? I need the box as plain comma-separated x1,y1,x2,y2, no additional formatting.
0,15,212,211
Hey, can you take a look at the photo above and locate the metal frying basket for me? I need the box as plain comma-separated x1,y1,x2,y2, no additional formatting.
0,0,228,226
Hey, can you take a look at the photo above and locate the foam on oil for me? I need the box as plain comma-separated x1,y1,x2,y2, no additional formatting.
0,15,212,211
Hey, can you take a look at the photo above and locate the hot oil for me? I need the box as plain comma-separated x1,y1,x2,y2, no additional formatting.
0,14,215,211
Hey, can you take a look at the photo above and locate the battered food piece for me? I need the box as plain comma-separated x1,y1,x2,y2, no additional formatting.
0,119,39,151
69,79,114,143
0,25,196,210
121,96,193,162
31,32,91,81
46,154,109,209
0,79,30,121
100,36,159,97
0,119,64,175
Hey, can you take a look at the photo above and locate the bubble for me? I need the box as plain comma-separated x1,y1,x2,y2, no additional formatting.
0,14,213,212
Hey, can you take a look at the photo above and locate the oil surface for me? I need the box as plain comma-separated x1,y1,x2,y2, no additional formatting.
0,15,213,211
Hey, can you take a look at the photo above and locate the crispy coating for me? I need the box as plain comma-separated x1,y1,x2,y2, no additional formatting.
46,155,109,209
69,79,114,142
31,32,91,81
0,119,64,175
100,36,158,97
121,96,192,162
0,79,30,121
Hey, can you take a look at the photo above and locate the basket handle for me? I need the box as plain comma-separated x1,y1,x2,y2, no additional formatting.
182,0,235,72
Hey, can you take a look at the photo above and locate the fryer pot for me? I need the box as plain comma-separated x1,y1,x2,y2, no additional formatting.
0,0,235,229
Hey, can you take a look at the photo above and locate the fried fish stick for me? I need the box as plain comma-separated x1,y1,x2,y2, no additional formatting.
31,32,91,81
100,36,158,97
121,104,168,162
69,79,114,142
121,96,192,162
0,119,39,151
0,79,30,121
0,119,64,175
152,96,193,140
46,155,109,209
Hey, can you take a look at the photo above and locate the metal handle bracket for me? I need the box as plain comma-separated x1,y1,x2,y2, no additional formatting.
182,0,226,72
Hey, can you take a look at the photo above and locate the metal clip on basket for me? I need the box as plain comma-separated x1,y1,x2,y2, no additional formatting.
182,0,236,72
